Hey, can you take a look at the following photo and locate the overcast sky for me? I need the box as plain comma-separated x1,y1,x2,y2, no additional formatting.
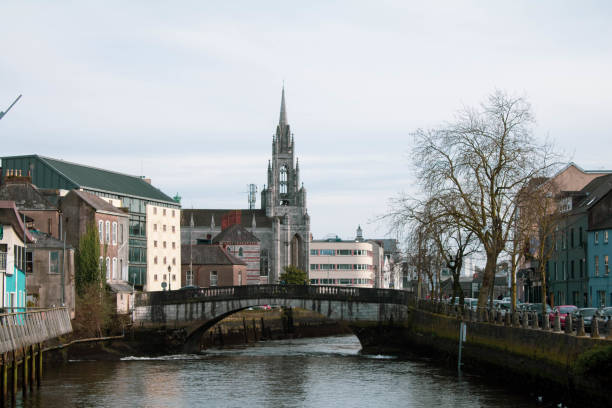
1,1,611,241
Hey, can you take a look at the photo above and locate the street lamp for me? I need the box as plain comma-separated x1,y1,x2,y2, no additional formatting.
168,265,172,291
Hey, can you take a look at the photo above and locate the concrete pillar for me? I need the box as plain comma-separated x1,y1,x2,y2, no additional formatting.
532,312,539,329
565,315,573,334
606,319,612,340
553,314,561,332
504,311,511,327
591,317,600,338
22,348,28,397
543,314,550,330
576,316,586,337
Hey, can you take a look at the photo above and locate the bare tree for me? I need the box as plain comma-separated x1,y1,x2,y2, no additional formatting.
411,90,558,308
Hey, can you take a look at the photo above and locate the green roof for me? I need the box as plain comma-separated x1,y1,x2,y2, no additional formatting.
2,155,177,204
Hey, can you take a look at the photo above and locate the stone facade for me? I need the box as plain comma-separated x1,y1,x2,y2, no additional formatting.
182,88,310,284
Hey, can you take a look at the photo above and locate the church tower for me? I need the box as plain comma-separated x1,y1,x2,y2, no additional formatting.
261,88,310,281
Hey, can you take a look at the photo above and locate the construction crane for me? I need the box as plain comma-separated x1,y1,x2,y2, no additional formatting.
0,95,22,121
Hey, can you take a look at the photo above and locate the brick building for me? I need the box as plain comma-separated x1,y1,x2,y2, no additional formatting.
212,223,261,284
181,244,247,287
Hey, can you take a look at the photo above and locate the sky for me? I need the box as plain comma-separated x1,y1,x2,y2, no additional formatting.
1,1,611,242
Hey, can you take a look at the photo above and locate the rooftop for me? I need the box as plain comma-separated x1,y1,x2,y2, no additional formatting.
181,244,246,266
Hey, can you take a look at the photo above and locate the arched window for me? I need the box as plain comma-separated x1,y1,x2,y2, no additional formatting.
238,247,243,257
279,165,288,194
106,257,111,280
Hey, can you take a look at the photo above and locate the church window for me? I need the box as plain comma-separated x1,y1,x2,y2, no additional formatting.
280,165,288,194
238,247,243,257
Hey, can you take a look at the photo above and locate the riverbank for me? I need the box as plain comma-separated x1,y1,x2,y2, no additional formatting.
47,307,351,361
350,307,612,407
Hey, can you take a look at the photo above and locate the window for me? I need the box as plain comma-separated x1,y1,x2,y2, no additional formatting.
154,256,158,264
172,242,176,249
106,256,111,280
112,222,117,245
163,209,166,216
579,227,583,247
99,256,103,272
172,258,176,265
163,225,167,232
154,240,158,248
279,165,288,194
570,260,575,279
172,210,175,217
337,264,352,269
154,224,158,232
186,269,193,286
570,228,574,248
319,249,335,256
606,255,609,275
154,274,158,281
112,257,117,280
98,221,104,243
25,250,33,273
310,249,318,255
120,224,124,244
172,226,176,233
310,264,318,270
163,256,167,264
595,232,599,244
606,231,609,244
163,241,167,249
337,250,352,255
238,247,243,257
595,255,599,277
49,251,62,274
210,271,218,287
105,221,110,244
172,274,176,281
153,207,157,215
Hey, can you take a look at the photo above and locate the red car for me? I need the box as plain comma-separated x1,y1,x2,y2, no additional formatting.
549,305,578,329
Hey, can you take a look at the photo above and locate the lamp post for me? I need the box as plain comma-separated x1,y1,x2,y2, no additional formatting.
448,255,456,303
167,265,172,291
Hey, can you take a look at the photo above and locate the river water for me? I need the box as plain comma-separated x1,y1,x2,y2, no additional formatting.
18,335,544,408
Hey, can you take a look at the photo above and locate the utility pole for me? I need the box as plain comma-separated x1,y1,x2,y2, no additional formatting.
0,95,22,121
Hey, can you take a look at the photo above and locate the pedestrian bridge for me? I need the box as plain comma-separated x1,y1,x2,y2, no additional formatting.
133,285,413,352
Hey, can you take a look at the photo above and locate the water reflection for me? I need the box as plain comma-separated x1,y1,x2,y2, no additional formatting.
18,335,540,408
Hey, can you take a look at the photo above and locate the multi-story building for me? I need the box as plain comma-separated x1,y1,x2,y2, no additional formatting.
309,229,382,288
60,190,129,283
182,88,310,284
1,155,181,290
146,204,181,291
181,244,247,287
0,201,33,311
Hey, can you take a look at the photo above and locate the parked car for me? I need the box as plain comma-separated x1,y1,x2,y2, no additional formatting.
572,308,600,332
548,305,578,329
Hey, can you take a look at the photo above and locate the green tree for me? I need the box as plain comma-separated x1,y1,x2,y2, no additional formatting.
75,222,102,296
279,265,308,285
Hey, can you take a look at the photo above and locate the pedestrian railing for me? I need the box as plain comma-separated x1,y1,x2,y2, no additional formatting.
0,308,72,354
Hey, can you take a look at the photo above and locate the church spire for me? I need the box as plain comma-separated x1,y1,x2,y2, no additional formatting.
279,86,287,126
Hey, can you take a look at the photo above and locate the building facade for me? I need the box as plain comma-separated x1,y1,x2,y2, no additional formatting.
146,204,181,291
1,155,181,290
182,88,310,284
212,223,261,285
309,233,379,288
181,244,247,287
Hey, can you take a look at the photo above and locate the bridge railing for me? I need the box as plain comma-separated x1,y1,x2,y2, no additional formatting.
135,284,418,307
0,308,72,354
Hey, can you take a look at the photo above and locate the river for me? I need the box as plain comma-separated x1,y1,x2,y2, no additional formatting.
18,335,544,408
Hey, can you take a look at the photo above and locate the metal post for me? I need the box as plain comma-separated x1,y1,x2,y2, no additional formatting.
458,321,466,374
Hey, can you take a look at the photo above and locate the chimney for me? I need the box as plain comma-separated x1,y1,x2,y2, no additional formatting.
144,178,151,184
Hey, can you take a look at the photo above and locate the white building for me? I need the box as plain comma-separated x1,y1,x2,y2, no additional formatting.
308,227,384,288
146,204,181,291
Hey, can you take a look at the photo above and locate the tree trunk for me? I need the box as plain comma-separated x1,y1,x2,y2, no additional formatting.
478,253,498,308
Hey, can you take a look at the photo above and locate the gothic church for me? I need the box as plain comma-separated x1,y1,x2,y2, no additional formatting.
181,88,310,284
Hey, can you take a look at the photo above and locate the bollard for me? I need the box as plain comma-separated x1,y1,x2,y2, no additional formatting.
522,311,529,329
606,319,612,340
553,314,561,332
565,315,573,334
576,316,586,336
591,317,600,338
512,311,520,327
543,315,550,330
505,312,511,327
532,312,540,329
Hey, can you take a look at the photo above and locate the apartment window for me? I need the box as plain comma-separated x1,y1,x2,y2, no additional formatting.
172,226,176,233
310,249,318,255
238,247,243,257
154,274,158,281
112,222,117,245
570,260,575,279
163,209,166,216
554,262,558,281
153,207,157,215
595,255,599,277
580,259,584,277
49,251,62,274
25,250,33,273
210,271,218,287
163,225,167,232
579,227,583,246
154,240,158,248
310,264,318,270
112,257,117,280
338,250,352,255
172,274,176,281
106,256,111,280
605,231,609,244
186,269,193,286
154,256,158,264
172,257,176,265
606,255,609,275
154,224,157,232
163,274,167,281
172,242,176,249
99,256,103,272
319,249,335,256
570,228,574,248
105,221,110,244
98,220,104,243
172,210,175,217
163,241,167,249
595,232,599,244
163,256,167,264
119,224,124,243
